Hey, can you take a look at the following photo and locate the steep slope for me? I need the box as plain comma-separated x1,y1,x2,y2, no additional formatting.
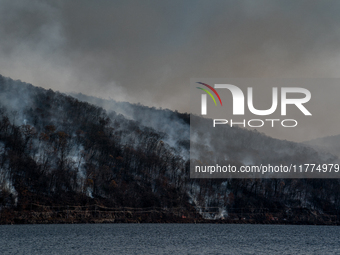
0,76,189,214
71,92,336,172
1,75,340,224
69,92,190,157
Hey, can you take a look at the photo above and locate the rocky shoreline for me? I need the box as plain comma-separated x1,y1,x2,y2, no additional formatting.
1,209,339,225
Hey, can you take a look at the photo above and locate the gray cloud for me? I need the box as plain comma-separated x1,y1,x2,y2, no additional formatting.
1,0,340,121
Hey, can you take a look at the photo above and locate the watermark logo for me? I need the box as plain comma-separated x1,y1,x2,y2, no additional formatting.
196,82,222,115
190,78,339,179
198,82,312,117
196,82,312,128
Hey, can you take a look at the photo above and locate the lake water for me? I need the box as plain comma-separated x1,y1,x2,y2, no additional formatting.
1,224,340,254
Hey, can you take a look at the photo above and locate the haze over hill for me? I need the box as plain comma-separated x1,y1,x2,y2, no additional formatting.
305,135,340,158
2,1,340,118
70,91,338,175
1,75,340,224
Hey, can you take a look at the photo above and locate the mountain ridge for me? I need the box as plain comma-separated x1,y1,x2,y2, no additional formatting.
0,74,340,224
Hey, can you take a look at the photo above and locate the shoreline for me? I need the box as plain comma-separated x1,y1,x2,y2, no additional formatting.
1,210,339,226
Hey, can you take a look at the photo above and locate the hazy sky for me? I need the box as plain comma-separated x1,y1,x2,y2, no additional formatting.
1,0,340,114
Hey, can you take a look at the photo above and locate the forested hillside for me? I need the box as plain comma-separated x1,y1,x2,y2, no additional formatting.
1,75,340,224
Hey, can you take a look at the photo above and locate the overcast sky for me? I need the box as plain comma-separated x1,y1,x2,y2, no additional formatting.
1,0,340,115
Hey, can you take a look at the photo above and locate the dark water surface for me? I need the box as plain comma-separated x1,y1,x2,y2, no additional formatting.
1,224,340,254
